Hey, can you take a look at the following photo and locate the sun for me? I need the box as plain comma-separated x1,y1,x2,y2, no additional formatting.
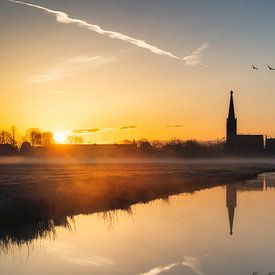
54,131,67,144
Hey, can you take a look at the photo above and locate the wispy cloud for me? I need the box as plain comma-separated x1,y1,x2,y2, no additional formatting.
18,55,116,86
181,257,205,275
120,125,137,130
71,126,138,134
139,263,178,275
48,245,113,267
71,128,101,134
165,124,183,128
8,0,208,64
182,44,209,66
139,257,205,275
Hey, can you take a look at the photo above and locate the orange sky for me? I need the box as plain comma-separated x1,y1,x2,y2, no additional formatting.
1,0,275,143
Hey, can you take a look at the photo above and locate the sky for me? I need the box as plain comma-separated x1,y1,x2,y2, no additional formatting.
1,0,275,143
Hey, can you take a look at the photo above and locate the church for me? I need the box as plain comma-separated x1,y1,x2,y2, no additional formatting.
226,91,265,153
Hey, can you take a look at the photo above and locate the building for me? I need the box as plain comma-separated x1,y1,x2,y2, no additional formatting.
0,144,17,156
226,91,264,154
265,138,275,154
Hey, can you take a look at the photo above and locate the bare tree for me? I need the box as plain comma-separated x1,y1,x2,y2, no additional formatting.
26,128,43,147
10,126,17,148
67,135,83,144
0,130,12,144
41,132,54,146
151,140,163,149
138,139,152,152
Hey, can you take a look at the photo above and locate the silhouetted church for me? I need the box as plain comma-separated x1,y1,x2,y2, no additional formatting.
226,91,264,154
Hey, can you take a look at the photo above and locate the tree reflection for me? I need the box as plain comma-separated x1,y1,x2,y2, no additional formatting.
0,163,272,250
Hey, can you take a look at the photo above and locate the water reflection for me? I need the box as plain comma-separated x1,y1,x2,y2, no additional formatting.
225,173,275,236
0,163,274,251
226,184,237,235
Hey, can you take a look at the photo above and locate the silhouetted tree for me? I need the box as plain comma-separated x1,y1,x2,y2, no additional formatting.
10,126,17,148
26,128,43,147
67,135,83,144
138,139,153,153
163,139,183,156
182,140,203,157
203,140,225,156
0,130,12,145
161,139,225,158
41,132,54,146
167,138,183,146
151,140,163,149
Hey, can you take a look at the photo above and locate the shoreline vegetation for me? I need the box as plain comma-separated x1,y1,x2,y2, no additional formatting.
2,141,275,159
1,127,275,159
0,162,274,249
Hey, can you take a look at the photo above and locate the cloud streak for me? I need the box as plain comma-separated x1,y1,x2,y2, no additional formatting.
139,263,178,275
120,125,137,130
72,128,101,134
182,44,209,66
18,55,116,86
165,124,183,128
181,257,205,275
139,257,205,275
48,245,113,267
8,0,208,64
71,126,138,135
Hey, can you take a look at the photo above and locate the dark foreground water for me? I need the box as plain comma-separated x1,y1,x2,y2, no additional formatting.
0,162,275,275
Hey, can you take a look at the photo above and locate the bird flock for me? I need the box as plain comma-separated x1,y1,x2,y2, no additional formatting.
252,64,275,70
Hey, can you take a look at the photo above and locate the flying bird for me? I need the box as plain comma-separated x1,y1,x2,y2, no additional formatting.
252,64,258,70
267,65,275,70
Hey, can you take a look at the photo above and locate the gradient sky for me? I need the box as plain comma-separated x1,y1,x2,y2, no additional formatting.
1,0,275,143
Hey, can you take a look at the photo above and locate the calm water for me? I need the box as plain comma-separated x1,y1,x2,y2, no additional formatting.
0,163,275,275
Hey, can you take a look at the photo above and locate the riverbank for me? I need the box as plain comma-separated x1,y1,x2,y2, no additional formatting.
0,162,274,247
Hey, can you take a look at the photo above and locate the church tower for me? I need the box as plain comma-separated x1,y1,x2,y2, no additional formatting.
226,91,237,143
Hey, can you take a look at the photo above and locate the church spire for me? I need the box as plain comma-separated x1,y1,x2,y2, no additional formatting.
226,91,237,143
228,91,235,119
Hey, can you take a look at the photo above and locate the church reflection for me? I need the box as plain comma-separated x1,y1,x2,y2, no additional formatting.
0,165,274,249
225,173,275,236
226,183,237,236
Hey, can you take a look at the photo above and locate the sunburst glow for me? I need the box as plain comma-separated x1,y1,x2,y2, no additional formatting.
54,132,67,144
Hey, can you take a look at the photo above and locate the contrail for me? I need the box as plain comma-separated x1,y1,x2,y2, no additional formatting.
7,0,208,63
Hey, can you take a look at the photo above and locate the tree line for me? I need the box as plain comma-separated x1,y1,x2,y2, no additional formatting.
125,138,225,157
0,126,90,148
0,127,54,148
0,126,225,157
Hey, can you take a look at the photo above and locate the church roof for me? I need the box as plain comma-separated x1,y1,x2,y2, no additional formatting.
236,135,264,142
